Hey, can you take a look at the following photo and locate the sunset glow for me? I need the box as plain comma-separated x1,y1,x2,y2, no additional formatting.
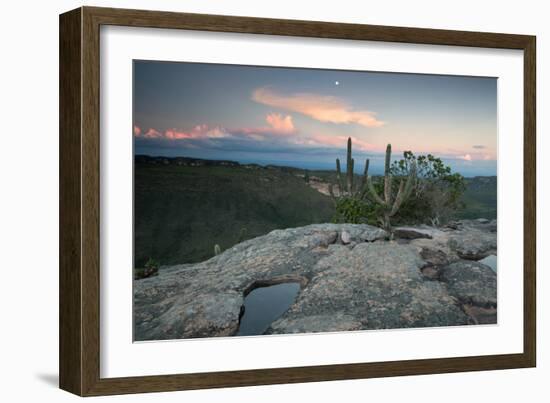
133,61,497,176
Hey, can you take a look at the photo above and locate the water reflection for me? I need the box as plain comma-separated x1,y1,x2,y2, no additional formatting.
237,282,300,336
478,254,497,272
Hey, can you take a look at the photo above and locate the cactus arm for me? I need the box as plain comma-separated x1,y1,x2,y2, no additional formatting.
350,157,355,194
403,161,417,199
389,161,417,216
366,177,386,206
383,144,392,204
384,173,393,204
346,137,353,195
357,159,369,197
362,159,369,184
389,180,406,216
335,158,344,196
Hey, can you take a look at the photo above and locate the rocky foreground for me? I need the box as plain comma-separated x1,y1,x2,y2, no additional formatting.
134,219,497,340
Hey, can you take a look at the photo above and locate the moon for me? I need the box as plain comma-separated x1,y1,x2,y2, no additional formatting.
335,81,340,86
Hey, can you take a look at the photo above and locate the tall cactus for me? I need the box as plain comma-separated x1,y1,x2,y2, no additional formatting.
329,137,369,199
365,144,416,231
329,138,416,231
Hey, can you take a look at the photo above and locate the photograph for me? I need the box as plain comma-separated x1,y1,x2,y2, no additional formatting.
1,0,543,400
132,60,498,341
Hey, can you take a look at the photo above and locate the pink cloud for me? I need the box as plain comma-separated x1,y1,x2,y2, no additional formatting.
265,113,295,134
135,124,229,140
235,113,296,139
165,129,193,139
252,87,385,128
143,128,163,139
459,154,473,161
134,111,297,144
175,124,228,139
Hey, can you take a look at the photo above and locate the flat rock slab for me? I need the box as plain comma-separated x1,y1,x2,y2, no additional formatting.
448,228,497,260
134,223,386,340
394,226,436,239
439,260,497,308
269,242,469,333
134,220,497,340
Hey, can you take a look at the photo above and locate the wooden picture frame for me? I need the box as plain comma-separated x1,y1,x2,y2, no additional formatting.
59,6,536,396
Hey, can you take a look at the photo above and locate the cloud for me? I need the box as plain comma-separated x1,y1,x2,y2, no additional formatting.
133,111,383,159
143,128,163,139
165,125,228,140
472,145,486,149
237,113,296,138
135,113,295,144
265,113,295,134
459,154,473,161
135,124,228,140
251,87,385,128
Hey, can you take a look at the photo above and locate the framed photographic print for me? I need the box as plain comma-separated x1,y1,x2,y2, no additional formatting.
59,6,536,396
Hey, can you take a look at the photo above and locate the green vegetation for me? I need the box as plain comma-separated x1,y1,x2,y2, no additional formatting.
237,227,248,243
134,257,159,280
364,144,416,231
134,161,334,266
390,151,466,226
327,138,492,229
457,176,497,219
329,137,372,224
134,152,496,266
332,197,373,224
329,138,416,231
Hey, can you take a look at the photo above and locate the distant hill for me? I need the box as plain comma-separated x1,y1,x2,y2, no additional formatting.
134,156,497,266
457,176,497,219
134,156,334,266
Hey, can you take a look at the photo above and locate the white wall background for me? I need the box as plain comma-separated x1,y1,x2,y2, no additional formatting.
0,0,546,401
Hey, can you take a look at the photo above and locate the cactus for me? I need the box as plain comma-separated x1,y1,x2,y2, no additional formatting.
329,138,416,231
214,244,221,256
329,137,370,199
237,227,248,243
365,144,416,231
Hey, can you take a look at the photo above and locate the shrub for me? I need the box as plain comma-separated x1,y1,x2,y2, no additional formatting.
134,257,160,280
390,152,466,225
332,197,374,224
329,138,416,231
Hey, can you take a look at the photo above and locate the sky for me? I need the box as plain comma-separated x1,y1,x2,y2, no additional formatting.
133,60,497,176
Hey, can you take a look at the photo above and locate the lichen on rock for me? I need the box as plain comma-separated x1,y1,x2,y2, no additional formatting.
134,220,497,340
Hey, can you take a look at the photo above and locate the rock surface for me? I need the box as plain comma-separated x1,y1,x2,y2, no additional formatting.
340,230,351,245
439,261,497,307
394,226,434,239
134,220,497,340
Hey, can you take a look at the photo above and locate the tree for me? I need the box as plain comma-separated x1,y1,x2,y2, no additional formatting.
390,151,465,225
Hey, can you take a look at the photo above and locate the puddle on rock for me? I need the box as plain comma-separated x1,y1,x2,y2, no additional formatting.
478,254,497,272
237,282,300,336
